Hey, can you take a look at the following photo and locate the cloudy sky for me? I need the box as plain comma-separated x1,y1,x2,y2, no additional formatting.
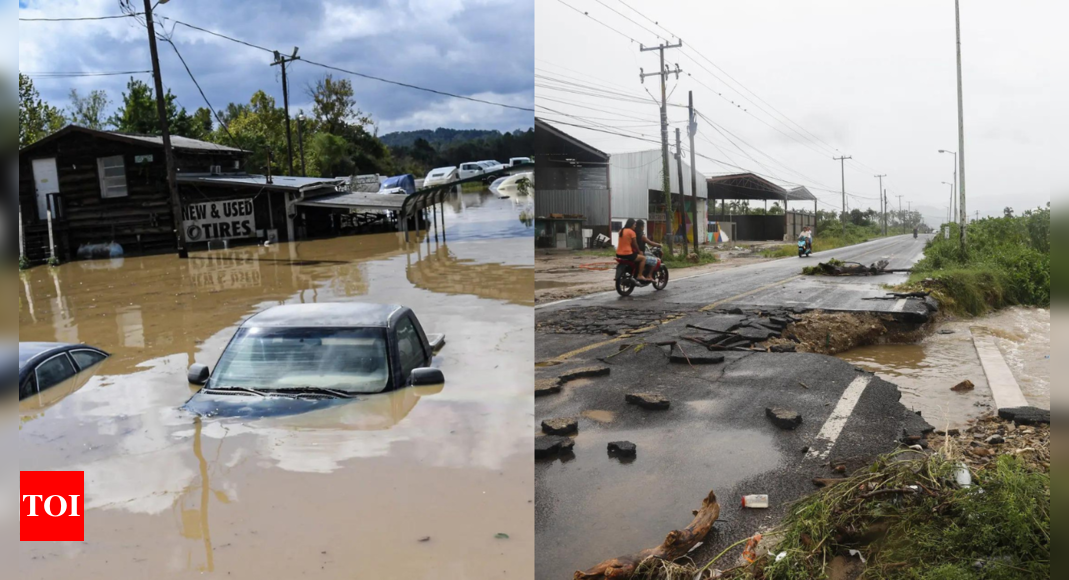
17,0,534,135
536,0,1064,224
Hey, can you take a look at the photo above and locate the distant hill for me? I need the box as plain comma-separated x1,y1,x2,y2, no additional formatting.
379,128,526,149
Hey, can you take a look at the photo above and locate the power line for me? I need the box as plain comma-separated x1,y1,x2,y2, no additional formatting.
159,34,236,144
164,18,274,54
23,70,152,78
19,14,140,22
554,0,644,45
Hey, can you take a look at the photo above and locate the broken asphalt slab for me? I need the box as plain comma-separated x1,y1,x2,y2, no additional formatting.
535,308,931,580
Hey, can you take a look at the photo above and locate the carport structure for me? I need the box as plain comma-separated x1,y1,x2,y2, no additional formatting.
707,173,818,241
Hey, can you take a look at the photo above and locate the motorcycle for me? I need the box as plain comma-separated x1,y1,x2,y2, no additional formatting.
798,239,813,258
615,247,669,297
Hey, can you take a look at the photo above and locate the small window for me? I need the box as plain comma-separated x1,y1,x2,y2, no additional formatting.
71,349,107,371
97,155,129,198
20,373,39,399
35,353,77,392
396,316,427,378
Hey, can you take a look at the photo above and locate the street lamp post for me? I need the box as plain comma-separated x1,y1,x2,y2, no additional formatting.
941,182,954,224
939,149,957,226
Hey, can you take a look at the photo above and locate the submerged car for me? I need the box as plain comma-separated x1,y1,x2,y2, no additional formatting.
18,342,110,400
183,303,446,418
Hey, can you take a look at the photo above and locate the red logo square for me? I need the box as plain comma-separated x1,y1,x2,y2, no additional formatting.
20,471,85,542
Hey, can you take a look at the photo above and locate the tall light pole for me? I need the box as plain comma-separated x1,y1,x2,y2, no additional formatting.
939,149,957,225
834,155,852,234
874,174,886,235
941,181,954,224
296,112,307,176
953,0,968,250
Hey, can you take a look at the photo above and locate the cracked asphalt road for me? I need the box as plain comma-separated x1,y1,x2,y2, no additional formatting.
535,235,936,580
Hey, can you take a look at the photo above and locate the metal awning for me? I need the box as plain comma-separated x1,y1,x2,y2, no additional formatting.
296,192,406,211
178,174,346,193
707,173,788,201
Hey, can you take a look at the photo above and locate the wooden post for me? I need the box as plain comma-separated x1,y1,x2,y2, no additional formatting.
46,207,56,264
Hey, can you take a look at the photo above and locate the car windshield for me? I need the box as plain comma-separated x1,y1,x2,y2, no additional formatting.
211,327,390,394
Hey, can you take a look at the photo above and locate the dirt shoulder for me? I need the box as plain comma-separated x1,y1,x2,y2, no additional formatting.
535,243,783,304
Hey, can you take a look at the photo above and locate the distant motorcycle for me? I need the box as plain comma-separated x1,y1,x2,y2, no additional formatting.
615,247,669,296
798,239,813,258
913,228,919,239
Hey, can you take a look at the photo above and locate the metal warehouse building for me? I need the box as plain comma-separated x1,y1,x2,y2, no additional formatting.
534,119,611,239
608,149,708,246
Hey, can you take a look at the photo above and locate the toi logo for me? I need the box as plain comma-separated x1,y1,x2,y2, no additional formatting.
20,471,85,542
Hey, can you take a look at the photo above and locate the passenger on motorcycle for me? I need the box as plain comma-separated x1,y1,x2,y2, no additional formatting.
616,219,652,282
635,220,663,277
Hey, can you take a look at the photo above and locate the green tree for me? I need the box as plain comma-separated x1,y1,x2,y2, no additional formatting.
109,77,199,138
68,89,111,130
308,75,372,134
308,133,354,178
225,90,290,175
19,73,67,147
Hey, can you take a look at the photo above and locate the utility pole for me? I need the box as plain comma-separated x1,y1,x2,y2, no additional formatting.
272,48,301,176
833,155,852,234
688,91,699,252
641,40,682,255
954,0,968,251
874,174,886,235
142,0,186,259
675,128,688,256
884,190,889,236
941,181,954,224
896,195,905,234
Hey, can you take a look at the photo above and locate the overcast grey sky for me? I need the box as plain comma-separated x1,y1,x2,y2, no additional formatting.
17,0,534,135
536,0,1063,225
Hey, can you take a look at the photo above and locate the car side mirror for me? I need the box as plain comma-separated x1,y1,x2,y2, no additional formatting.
410,368,444,387
188,364,211,385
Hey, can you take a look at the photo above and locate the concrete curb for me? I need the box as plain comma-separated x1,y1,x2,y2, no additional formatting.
972,335,1030,411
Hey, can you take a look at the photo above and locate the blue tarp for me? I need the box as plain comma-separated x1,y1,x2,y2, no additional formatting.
380,175,416,196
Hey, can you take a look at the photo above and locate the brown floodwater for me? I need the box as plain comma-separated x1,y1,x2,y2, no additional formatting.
837,307,1050,430
18,191,535,579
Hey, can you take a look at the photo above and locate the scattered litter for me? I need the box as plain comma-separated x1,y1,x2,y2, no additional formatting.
775,551,788,563
742,533,763,563
494,533,510,540
418,536,431,543
741,494,769,509
955,464,973,488
848,549,868,564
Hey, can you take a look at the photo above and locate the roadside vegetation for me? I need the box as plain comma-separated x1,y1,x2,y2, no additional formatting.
760,205,927,258
906,206,1049,316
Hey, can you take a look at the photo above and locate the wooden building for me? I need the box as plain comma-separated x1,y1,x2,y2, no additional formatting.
18,126,348,263
534,118,611,240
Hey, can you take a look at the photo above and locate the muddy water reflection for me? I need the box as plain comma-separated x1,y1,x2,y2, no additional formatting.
18,192,535,579
837,307,1050,429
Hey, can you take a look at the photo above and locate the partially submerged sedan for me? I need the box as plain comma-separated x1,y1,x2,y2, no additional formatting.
18,343,110,400
183,303,446,418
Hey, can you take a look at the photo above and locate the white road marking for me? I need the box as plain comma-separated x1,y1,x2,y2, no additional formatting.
893,299,908,312
806,375,873,461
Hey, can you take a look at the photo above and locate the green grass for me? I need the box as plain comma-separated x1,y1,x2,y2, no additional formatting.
729,454,1049,580
762,223,889,258
904,208,1049,316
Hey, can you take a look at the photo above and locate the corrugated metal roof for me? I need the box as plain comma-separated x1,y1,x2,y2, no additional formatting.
121,134,246,153
296,191,406,211
178,174,346,192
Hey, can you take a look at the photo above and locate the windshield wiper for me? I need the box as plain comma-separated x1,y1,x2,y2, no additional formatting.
204,386,274,397
274,386,357,399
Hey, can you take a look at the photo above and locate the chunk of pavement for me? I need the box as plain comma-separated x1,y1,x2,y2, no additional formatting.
669,353,725,365
951,380,975,392
766,407,803,430
626,393,670,410
535,379,562,397
770,344,797,353
997,406,1050,426
535,436,575,459
607,441,637,457
737,326,778,342
558,365,610,383
541,417,579,436
986,434,1005,445
696,315,747,333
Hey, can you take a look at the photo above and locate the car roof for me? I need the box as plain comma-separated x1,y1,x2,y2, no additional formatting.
242,303,406,328
19,342,107,372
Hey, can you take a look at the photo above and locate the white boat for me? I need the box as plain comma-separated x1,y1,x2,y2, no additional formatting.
423,166,458,188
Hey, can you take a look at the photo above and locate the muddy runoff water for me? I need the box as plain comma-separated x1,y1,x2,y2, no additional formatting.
837,307,1050,430
18,191,535,579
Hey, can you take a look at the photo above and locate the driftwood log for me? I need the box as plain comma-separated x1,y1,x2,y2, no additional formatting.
574,490,721,580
